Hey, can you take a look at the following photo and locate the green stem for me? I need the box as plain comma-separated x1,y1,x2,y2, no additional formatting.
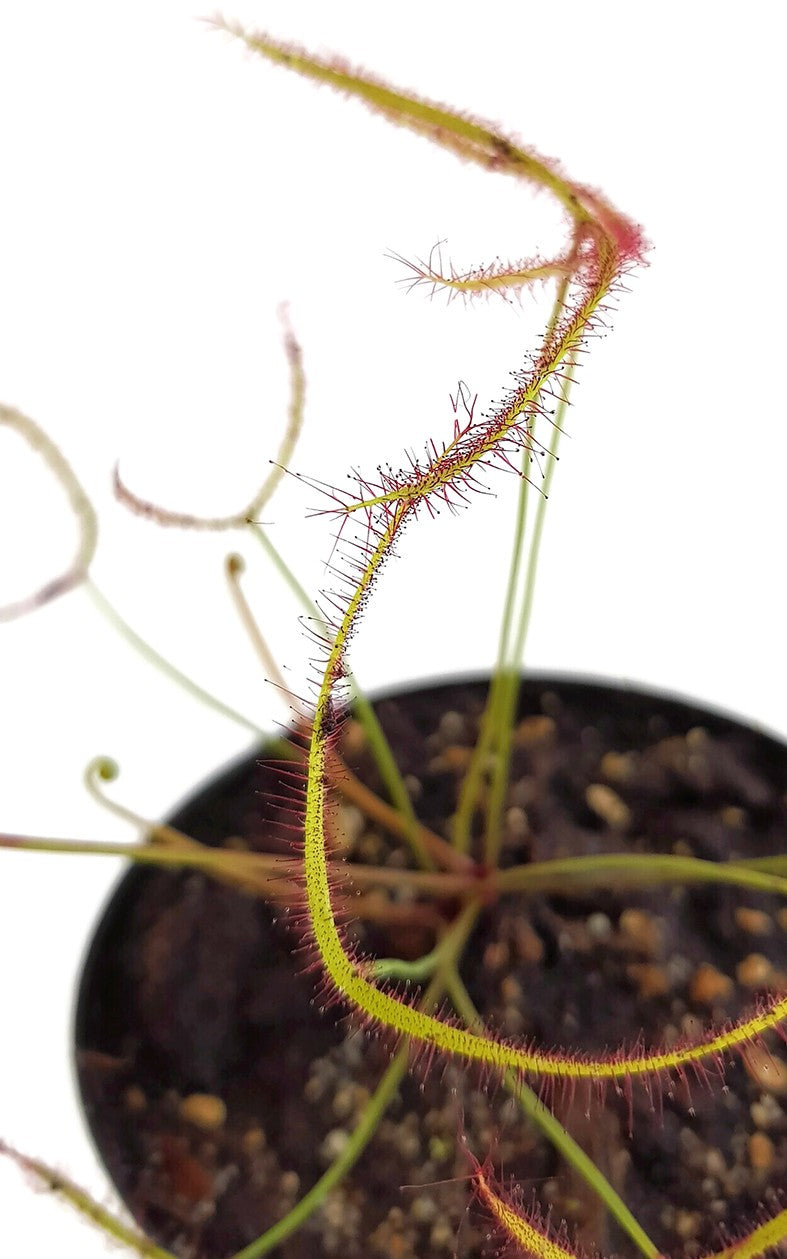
249,521,316,609
736,854,787,874
509,379,571,670
0,1140,176,1259
250,523,430,868
0,831,473,899
371,916,465,981
85,578,265,738
231,1051,408,1259
349,681,433,869
0,832,260,873
446,975,659,1259
495,275,571,674
494,852,787,899
453,278,572,860
483,354,575,867
9,835,784,903
229,903,479,1259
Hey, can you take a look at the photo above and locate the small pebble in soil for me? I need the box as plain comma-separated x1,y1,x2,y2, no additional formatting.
736,952,774,988
689,962,734,1006
124,1085,147,1113
369,1205,417,1258
431,744,473,773
504,805,529,838
734,907,772,936
409,1195,438,1225
241,1126,265,1154
280,1170,300,1199
336,804,365,851
586,911,612,941
404,773,422,801
627,961,669,999
513,916,544,962
430,1215,456,1251
438,710,466,743
704,1148,727,1179
619,908,663,956
428,1135,452,1164
395,1113,423,1162
742,1044,787,1095
660,1206,676,1231
674,1208,701,1241
585,782,631,829
748,1131,775,1172
319,1186,363,1253
320,1128,350,1164
600,750,636,783
666,952,694,986
334,1082,371,1123
750,1093,784,1129
700,1176,719,1200
500,974,523,1004
514,714,556,745
178,1093,227,1132
305,1054,338,1103
483,939,510,971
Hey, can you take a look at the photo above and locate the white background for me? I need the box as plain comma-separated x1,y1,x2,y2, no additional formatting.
0,2,785,1254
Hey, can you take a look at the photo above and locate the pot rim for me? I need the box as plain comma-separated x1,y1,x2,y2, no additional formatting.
72,667,787,1015
71,667,787,1255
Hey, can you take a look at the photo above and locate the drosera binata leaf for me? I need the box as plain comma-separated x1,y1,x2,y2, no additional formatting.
218,16,787,1137
0,1139,176,1259
0,405,98,622
468,1146,787,1259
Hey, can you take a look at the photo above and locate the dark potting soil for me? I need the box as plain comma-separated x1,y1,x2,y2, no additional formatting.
76,676,787,1259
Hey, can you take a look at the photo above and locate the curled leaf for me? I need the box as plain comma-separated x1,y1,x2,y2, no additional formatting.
114,306,304,530
0,405,97,621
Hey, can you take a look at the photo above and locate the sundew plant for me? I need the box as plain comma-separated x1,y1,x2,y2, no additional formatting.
1,6,786,1259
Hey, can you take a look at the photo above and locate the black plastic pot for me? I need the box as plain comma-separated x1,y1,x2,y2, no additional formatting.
73,673,787,1259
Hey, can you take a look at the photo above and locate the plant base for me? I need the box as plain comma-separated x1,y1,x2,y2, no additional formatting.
75,675,787,1258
